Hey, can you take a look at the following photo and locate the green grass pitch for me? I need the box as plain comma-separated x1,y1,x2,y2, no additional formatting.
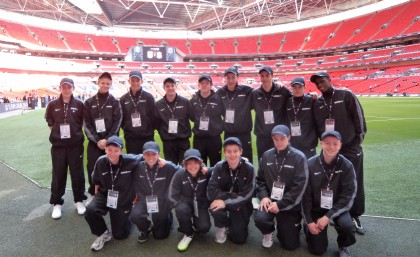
0,97,419,219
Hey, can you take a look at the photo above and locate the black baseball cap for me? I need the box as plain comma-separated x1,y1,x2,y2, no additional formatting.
60,78,74,87
163,77,176,85
129,70,142,79
259,66,273,75
198,74,212,83
321,131,342,142
290,77,305,87
143,141,160,154
310,72,330,83
224,67,238,76
98,72,112,81
271,125,290,137
223,137,242,148
106,136,124,149
184,149,202,162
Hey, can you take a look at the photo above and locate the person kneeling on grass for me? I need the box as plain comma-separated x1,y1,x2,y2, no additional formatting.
130,141,179,243
207,137,256,245
85,136,140,251
302,131,357,257
169,149,212,252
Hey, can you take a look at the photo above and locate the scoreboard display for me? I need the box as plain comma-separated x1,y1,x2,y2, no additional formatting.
129,46,176,62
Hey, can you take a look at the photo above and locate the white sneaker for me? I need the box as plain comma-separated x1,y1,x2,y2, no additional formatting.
51,204,62,219
214,227,227,244
91,230,112,251
75,202,86,215
262,232,273,248
339,247,352,257
177,234,193,252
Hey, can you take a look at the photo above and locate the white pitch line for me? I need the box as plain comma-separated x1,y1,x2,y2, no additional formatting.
363,214,420,222
367,117,420,122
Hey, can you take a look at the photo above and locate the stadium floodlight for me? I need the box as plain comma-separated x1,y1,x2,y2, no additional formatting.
68,0,103,15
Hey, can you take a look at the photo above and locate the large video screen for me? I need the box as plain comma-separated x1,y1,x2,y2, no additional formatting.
129,46,176,62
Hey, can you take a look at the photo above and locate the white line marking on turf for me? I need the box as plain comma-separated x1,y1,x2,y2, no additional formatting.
367,117,420,122
0,161,42,188
23,203,51,221
363,214,420,222
0,189,15,199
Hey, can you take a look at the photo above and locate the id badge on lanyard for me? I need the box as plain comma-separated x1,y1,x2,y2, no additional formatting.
199,116,210,131
271,181,285,200
146,195,159,213
325,119,335,131
107,190,119,209
264,110,274,124
60,123,71,139
95,118,106,133
131,112,141,127
320,189,333,209
168,119,178,134
290,121,301,136
225,109,235,124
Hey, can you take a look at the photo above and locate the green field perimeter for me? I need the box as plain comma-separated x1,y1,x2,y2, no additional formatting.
0,97,419,219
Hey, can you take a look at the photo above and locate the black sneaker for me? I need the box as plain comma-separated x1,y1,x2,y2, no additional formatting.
352,217,366,235
138,225,153,243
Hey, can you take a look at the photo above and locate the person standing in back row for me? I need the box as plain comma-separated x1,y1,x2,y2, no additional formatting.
191,74,224,166
155,77,194,165
84,72,122,199
252,66,292,161
285,77,318,159
311,72,367,235
45,77,87,219
217,68,254,163
119,70,155,154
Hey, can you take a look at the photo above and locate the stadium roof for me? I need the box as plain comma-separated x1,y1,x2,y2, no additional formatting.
0,0,398,32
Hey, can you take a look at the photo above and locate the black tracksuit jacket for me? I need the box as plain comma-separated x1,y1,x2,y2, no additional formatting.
302,153,357,223
168,168,213,208
45,95,84,147
119,88,155,139
207,159,255,209
190,90,224,137
155,94,194,140
216,84,253,134
251,83,292,137
285,95,318,152
257,146,308,212
84,92,122,143
92,154,141,209
313,88,367,148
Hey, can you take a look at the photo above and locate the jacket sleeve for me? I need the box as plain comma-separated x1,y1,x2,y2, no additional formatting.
346,92,367,145
168,170,183,207
207,164,230,201
119,96,126,130
256,156,269,200
301,179,314,224
224,163,256,207
106,99,122,139
45,101,54,127
326,162,357,220
83,99,100,143
277,155,309,211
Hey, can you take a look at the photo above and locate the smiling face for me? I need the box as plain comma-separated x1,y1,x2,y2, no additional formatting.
143,151,160,167
98,77,112,94
224,144,242,168
129,76,142,94
164,81,177,99
225,73,238,89
199,79,212,96
105,144,122,165
184,159,202,177
320,136,342,159
291,84,305,97
313,76,332,94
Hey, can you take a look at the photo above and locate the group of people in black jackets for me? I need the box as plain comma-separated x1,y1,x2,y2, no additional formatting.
45,67,366,256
